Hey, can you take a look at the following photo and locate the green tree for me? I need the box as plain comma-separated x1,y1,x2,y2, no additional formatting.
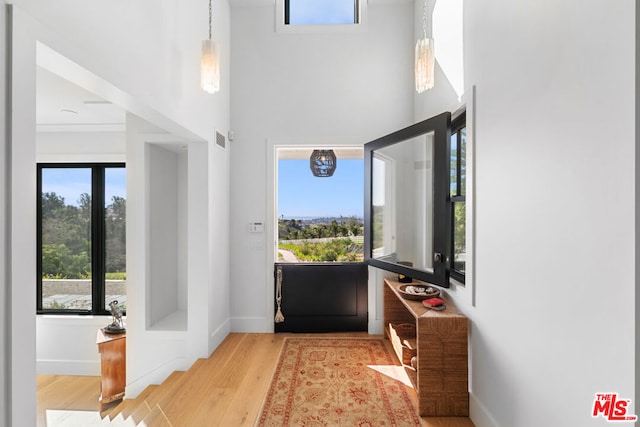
41,243,72,278
41,192,66,217
41,192,90,262
106,196,126,273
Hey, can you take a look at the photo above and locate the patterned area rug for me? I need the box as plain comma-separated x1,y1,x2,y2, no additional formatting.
256,337,421,427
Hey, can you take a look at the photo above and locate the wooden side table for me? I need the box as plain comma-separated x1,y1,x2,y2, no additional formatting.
96,328,126,409
383,277,469,416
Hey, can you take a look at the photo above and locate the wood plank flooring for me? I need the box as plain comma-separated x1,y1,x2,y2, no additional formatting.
37,333,474,427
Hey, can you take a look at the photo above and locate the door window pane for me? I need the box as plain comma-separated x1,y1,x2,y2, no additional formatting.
372,132,435,272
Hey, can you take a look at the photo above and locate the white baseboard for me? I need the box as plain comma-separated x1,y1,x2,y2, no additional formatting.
470,392,498,427
368,319,384,335
230,316,273,333
125,357,189,399
37,359,100,376
209,319,231,354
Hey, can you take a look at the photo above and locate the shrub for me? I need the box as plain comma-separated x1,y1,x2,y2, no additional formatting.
278,238,362,262
106,272,127,280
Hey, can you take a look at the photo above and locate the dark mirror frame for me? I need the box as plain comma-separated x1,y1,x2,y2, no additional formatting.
364,112,452,288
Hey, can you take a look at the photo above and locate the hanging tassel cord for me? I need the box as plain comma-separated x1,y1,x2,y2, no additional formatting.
274,267,285,323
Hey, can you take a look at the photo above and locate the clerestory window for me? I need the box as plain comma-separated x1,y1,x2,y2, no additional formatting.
285,0,360,25
37,163,126,315
277,0,367,33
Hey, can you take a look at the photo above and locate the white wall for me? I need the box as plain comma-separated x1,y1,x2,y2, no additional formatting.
7,0,231,422
148,145,182,327
636,0,640,416
36,131,125,163
229,0,415,332
413,0,635,426
12,0,230,140
36,316,111,376
9,7,38,425
208,137,231,353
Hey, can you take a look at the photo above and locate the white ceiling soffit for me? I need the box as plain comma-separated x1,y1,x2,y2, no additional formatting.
278,147,363,160
228,0,411,7
36,42,204,143
36,66,126,133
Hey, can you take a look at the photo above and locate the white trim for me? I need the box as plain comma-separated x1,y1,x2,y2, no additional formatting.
275,0,368,34
230,316,273,333
466,86,476,308
36,153,125,163
455,86,475,308
208,318,231,353
469,392,499,427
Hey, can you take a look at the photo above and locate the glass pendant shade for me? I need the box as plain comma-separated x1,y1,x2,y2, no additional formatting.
415,37,434,93
201,39,220,94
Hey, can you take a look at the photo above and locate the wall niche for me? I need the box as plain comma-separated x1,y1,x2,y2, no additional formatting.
147,143,188,330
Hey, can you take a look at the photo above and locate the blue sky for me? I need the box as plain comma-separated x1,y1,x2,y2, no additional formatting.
278,158,363,219
41,168,126,207
289,0,355,25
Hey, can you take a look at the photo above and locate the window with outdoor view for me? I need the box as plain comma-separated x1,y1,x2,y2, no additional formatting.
450,111,466,283
37,164,126,314
285,0,359,25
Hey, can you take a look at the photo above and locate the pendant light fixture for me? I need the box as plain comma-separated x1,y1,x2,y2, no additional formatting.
201,0,220,94
310,150,337,177
415,0,435,93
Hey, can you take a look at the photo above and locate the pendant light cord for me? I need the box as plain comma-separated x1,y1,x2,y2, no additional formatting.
208,0,212,40
422,0,428,39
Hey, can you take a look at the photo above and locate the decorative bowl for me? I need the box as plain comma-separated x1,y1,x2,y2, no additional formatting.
397,284,440,301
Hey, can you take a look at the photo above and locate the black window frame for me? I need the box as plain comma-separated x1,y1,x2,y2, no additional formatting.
37,163,125,316
284,0,360,25
449,109,466,284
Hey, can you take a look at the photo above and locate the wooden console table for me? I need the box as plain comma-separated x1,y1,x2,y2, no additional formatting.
383,277,469,416
96,329,126,409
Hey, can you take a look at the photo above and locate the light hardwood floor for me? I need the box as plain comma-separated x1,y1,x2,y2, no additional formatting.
37,333,474,427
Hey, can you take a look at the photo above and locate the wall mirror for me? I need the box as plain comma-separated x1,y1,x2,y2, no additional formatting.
364,112,451,288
